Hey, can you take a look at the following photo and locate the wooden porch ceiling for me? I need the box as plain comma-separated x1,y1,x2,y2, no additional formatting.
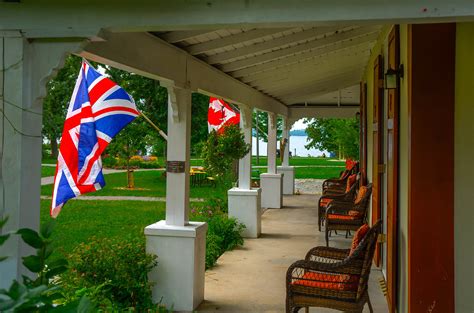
152,25,382,107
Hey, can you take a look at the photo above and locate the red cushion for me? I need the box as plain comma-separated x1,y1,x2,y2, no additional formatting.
354,186,368,204
320,198,333,208
345,174,357,193
349,224,370,256
327,213,358,220
292,272,359,291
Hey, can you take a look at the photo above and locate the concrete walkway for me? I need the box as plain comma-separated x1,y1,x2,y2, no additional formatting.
197,195,388,313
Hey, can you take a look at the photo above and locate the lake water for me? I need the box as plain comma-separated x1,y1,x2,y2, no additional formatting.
252,135,328,157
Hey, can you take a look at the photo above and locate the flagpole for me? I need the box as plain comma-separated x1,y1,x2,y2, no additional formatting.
139,112,168,141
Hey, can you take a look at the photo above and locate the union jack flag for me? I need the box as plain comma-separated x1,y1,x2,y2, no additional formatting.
51,60,139,217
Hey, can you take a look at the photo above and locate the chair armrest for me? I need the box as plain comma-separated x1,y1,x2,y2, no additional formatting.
326,202,353,215
286,259,362,285
305,246,350,261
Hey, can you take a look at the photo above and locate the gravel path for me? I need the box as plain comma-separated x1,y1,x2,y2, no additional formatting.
294,178,324,195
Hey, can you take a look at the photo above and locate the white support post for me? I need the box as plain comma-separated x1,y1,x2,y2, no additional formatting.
238,105,252,190
277,117,295,195
145,85,207,312
267,112,277,174
228,104,261,238
164,85,191,226
0,34,82,289
261,112,283,208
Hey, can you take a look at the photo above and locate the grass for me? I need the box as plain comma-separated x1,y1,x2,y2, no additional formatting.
252,156,345,167
252,166,343,179
41,166,56,177
41,170,228,199
40,199,166,260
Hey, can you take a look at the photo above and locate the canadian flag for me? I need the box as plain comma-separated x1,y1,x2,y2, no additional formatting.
208,97,240,133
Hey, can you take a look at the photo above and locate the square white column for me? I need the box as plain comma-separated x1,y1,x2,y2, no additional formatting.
267,112,277,174
164,86,192,226
228,105,262,237
145,86,206,311
277,118,295,195
261,113,283,208
228,188,262,238
145,221,207,312
0,36,82,288
261,173,283,208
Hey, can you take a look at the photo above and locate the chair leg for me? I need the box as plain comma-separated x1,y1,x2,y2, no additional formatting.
325,227,329,247
305,307,309,313
367,295,374,313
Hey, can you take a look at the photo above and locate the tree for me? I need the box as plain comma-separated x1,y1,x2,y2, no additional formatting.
42,55,82,158
304,117,360,159
252,111,283,142
201,124,250,189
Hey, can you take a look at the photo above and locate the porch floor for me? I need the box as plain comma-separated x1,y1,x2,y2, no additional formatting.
197,194,389,313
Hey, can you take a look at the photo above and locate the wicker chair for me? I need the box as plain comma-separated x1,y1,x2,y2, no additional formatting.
318,176,360,232
325,184,373,247
322,162,359,193
286,220,381,313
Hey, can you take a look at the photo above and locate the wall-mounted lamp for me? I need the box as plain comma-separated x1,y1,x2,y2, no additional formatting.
384,64,404,90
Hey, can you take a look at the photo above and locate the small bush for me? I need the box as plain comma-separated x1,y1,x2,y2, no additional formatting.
61,236,158,311
191,198,245,269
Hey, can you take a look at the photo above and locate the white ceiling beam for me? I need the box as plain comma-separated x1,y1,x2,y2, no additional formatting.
204,25,344,64
184,28,290,55
158,30,218,43
81,31,288,115
277,72,362,101
282,82,361,105
256,62,368,93
289,106,359,119
219,26,380,72
3,1,474,37
238,39,374,82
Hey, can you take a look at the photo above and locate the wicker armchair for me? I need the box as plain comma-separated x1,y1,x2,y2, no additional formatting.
322,162,359,193
318,176,360,232
325,184,373,247
286,221,381,313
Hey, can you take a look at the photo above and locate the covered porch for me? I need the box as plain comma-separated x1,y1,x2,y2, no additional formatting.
1,1,474,313
199,194,387,313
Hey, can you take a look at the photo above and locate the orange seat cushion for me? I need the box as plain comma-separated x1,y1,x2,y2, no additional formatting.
349,224,370,255
354,186,368,204
292,271,359,291
327,213,357,220
320,198,333,207
345,174,357,193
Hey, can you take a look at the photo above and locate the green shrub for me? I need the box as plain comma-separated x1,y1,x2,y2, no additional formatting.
61,236,158,311
191,198,245,269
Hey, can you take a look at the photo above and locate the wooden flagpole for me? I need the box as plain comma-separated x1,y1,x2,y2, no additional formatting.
139,112,168,141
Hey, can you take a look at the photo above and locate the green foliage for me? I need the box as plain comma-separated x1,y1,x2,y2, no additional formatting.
304,117,360,159
43,55,82,158
252,111,283,142
61,236,158,311
202,124,250,186
0,216,93,313
191,198,245,269
102,156,162,169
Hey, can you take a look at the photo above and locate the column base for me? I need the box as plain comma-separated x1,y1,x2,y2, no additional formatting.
277,166,295,195
145,221,208,312
228,188,262,238
260,173,283,209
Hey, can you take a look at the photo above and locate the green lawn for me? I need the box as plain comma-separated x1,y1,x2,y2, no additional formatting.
40,199,166,260
252,156,345,167
41,166,56,177
41,170,228,199
252,166,343,179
